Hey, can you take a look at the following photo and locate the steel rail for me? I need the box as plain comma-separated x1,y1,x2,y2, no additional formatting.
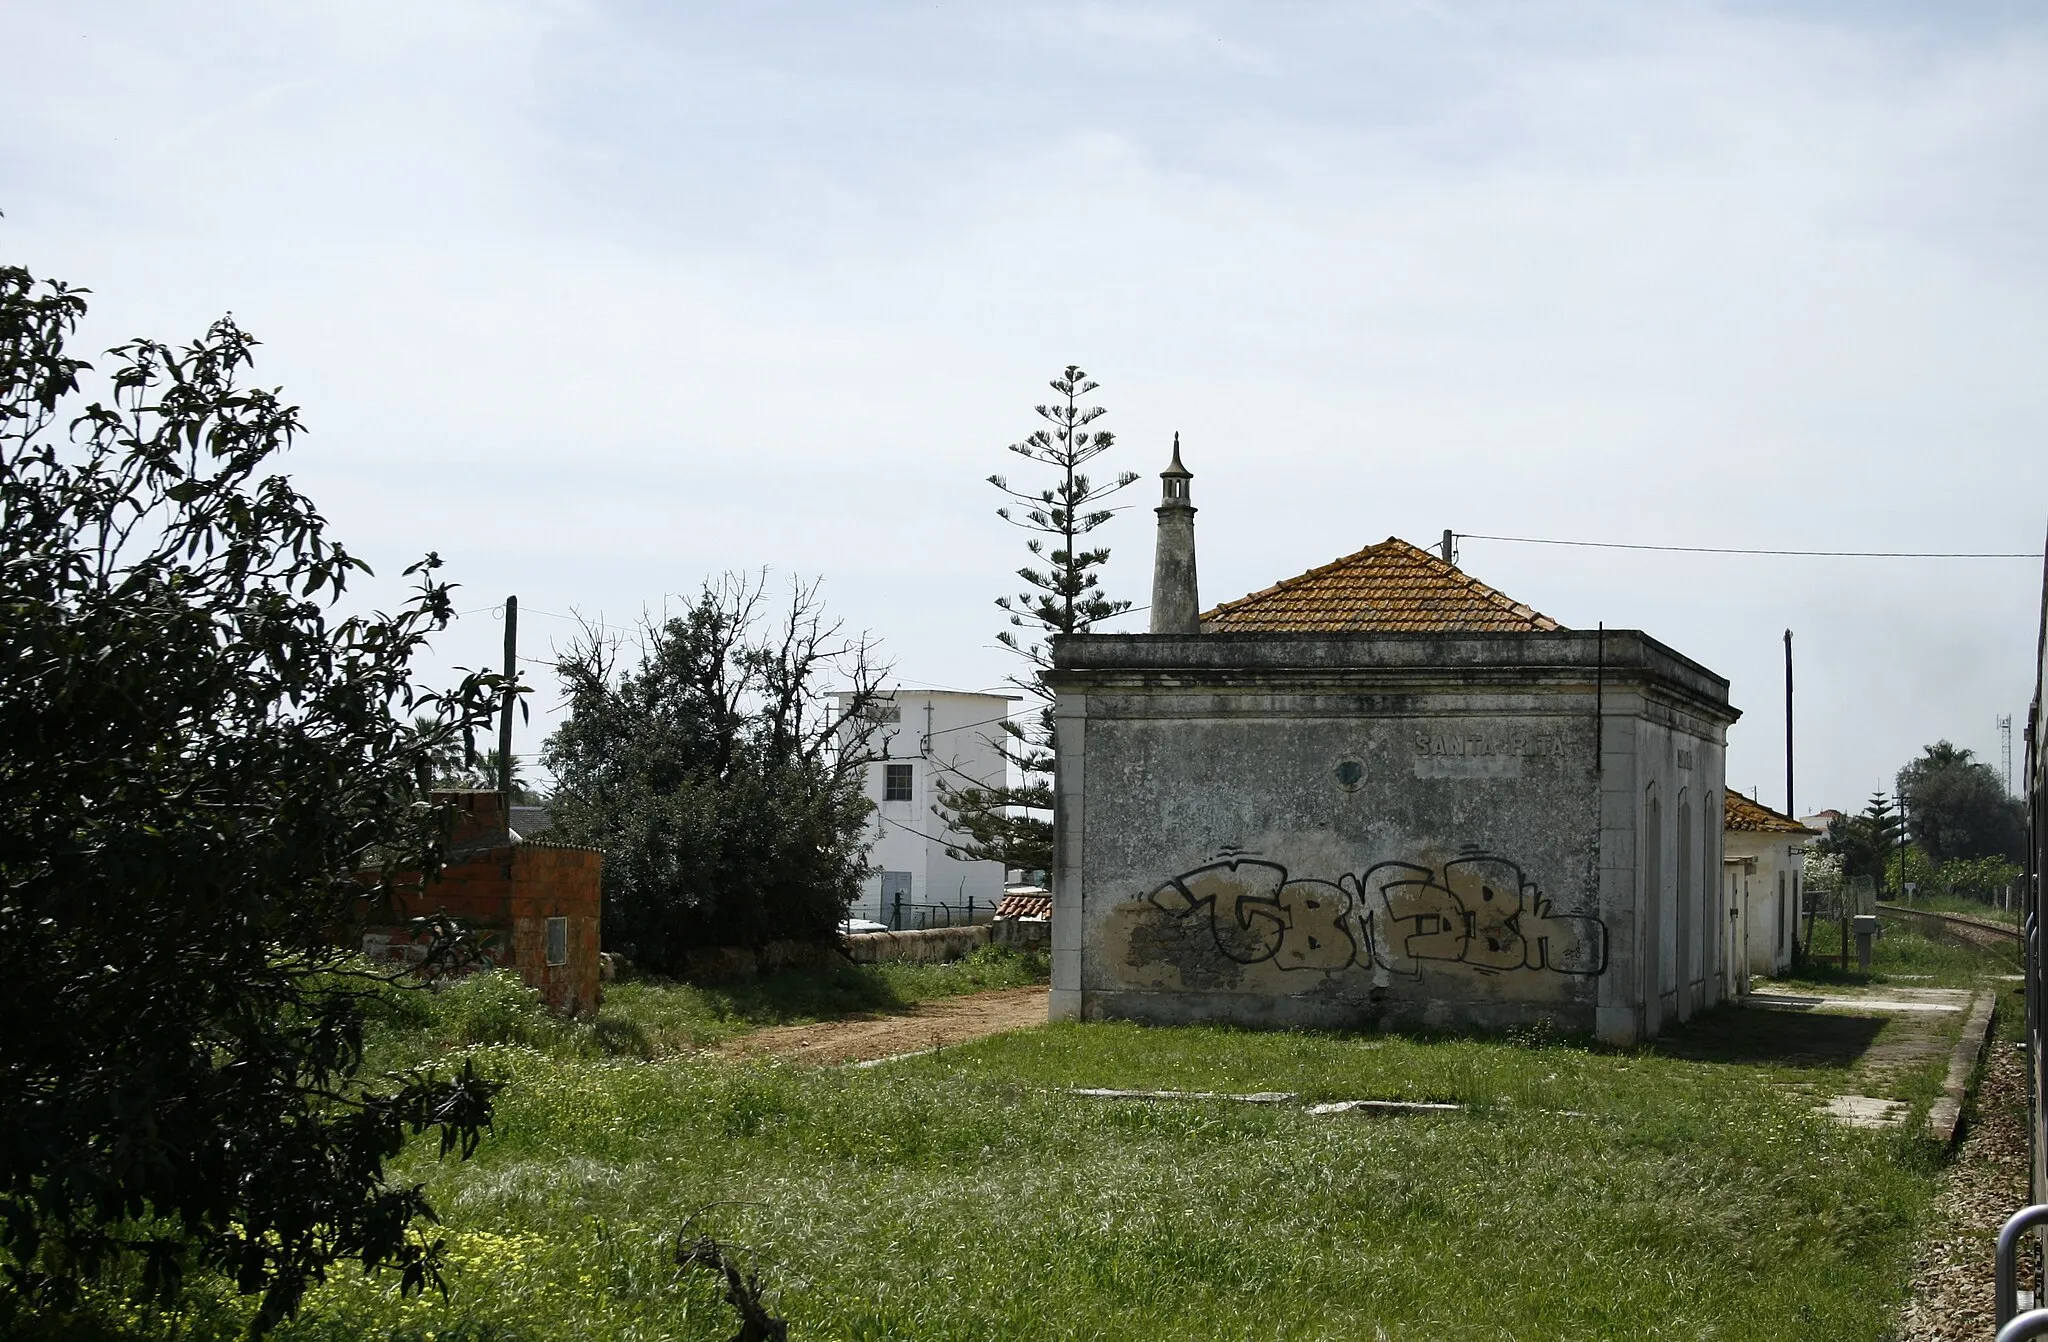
1876,902,2022,945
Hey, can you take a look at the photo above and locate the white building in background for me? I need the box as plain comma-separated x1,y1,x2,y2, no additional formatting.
1722,792,1821,988
836,689,1015,928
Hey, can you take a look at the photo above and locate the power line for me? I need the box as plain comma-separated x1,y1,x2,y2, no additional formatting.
918,747,1011,794
455,603,639,634
522,605,630,629
1459,533,2037,559
921,708,1033,740
876,812,971,847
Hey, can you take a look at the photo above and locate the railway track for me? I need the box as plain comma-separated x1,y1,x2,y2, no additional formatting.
1876,902,2022,948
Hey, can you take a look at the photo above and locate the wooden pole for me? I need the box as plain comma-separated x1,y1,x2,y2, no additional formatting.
1785,629,1798,962
1783,630,1794,817
499,596,517,820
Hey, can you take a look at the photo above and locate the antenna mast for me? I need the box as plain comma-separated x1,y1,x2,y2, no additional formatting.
1999,714,2014,795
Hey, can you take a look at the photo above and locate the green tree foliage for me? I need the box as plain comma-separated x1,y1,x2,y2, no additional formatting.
1897,740,2025,863
1820,792,1903,894
0,266,504,1330
541,573,885,969
1938,854,2022,901
1886,847,2023,904
935,366,1138,874
409,713,538,802
433,744,541,804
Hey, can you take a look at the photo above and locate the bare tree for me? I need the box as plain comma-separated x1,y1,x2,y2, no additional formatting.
542,572,888,966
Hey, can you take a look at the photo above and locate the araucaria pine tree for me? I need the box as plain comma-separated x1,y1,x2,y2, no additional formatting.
936,366,1138,876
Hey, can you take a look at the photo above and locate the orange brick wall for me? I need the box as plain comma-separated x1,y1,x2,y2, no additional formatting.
363,836,604,1015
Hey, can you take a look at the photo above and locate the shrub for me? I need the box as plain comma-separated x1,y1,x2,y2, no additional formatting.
542,574,887,970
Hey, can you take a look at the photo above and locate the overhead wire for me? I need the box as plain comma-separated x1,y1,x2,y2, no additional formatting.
453,602,639,634
1459,533,2038,559
875,812,973,847
917,708,1035,740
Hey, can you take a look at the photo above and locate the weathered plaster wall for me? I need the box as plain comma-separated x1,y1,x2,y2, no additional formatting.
1602,699,1729,1043
1048,631,1736,1044
842,924,991,964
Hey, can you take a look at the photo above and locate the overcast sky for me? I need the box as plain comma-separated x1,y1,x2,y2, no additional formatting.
6,0,2045,814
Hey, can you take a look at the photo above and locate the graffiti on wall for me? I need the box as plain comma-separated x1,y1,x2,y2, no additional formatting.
1142,849,1606,978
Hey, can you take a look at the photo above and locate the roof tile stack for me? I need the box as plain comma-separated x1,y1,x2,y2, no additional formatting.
993,889,1052,921
1724,793,1819,834
1200,537,1562,634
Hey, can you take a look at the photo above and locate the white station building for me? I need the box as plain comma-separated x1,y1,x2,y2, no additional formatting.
837,689,1015,927
1721,792,1819,989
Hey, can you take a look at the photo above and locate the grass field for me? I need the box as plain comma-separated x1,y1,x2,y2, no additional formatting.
33,928,2012,1341
1919,895,2018,925
1883,894,2020,926
1777,913,2019,990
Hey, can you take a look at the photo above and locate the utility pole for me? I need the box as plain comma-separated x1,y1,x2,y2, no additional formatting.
499,595,518,821
1440,529,1456,566
1783,630,1794,818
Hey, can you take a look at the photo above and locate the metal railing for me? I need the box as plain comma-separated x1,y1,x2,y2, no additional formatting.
887,895,986,931
1999,1207,2048,1330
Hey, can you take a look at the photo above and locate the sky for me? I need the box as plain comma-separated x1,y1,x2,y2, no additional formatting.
5,0,2045,814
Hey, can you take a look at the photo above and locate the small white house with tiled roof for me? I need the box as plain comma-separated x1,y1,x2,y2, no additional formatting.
1044,446,1740,1045
1723,793,1819,986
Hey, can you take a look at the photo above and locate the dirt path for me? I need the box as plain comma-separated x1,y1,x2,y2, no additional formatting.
717,985,1050,1066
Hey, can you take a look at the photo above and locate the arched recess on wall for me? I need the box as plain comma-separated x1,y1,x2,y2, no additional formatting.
1706,792,1719,985
1644,781,1665,1015
1676,787,1693,1008
1705,792,1720,989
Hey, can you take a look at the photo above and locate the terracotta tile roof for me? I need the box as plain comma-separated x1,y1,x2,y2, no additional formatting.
993,890,1051,921
1724,792,1819,835
1200,537,1563,634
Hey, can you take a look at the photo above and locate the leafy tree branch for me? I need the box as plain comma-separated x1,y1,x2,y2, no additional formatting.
0,263,507,1332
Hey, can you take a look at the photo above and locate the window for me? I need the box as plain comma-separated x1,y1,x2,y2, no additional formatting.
545,916,568,967
861,701,902,723
885,763,914,802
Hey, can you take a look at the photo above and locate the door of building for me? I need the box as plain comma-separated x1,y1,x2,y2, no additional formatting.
880,871,913,928
1723,866,1744,1000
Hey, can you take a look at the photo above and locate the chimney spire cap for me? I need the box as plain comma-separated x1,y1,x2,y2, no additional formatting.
1163,431,1190,478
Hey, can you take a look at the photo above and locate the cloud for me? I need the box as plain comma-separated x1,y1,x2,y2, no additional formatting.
3,0,2043,801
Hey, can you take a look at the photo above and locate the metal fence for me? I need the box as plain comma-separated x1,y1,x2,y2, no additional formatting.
886,896,990,931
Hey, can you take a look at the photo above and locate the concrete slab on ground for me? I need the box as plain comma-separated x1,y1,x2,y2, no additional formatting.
1821,1095,1909,1128
1072,1087,1297,1104
1696,984,1981,1131
1748,989,1971,1015
1926,991,1997,1146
